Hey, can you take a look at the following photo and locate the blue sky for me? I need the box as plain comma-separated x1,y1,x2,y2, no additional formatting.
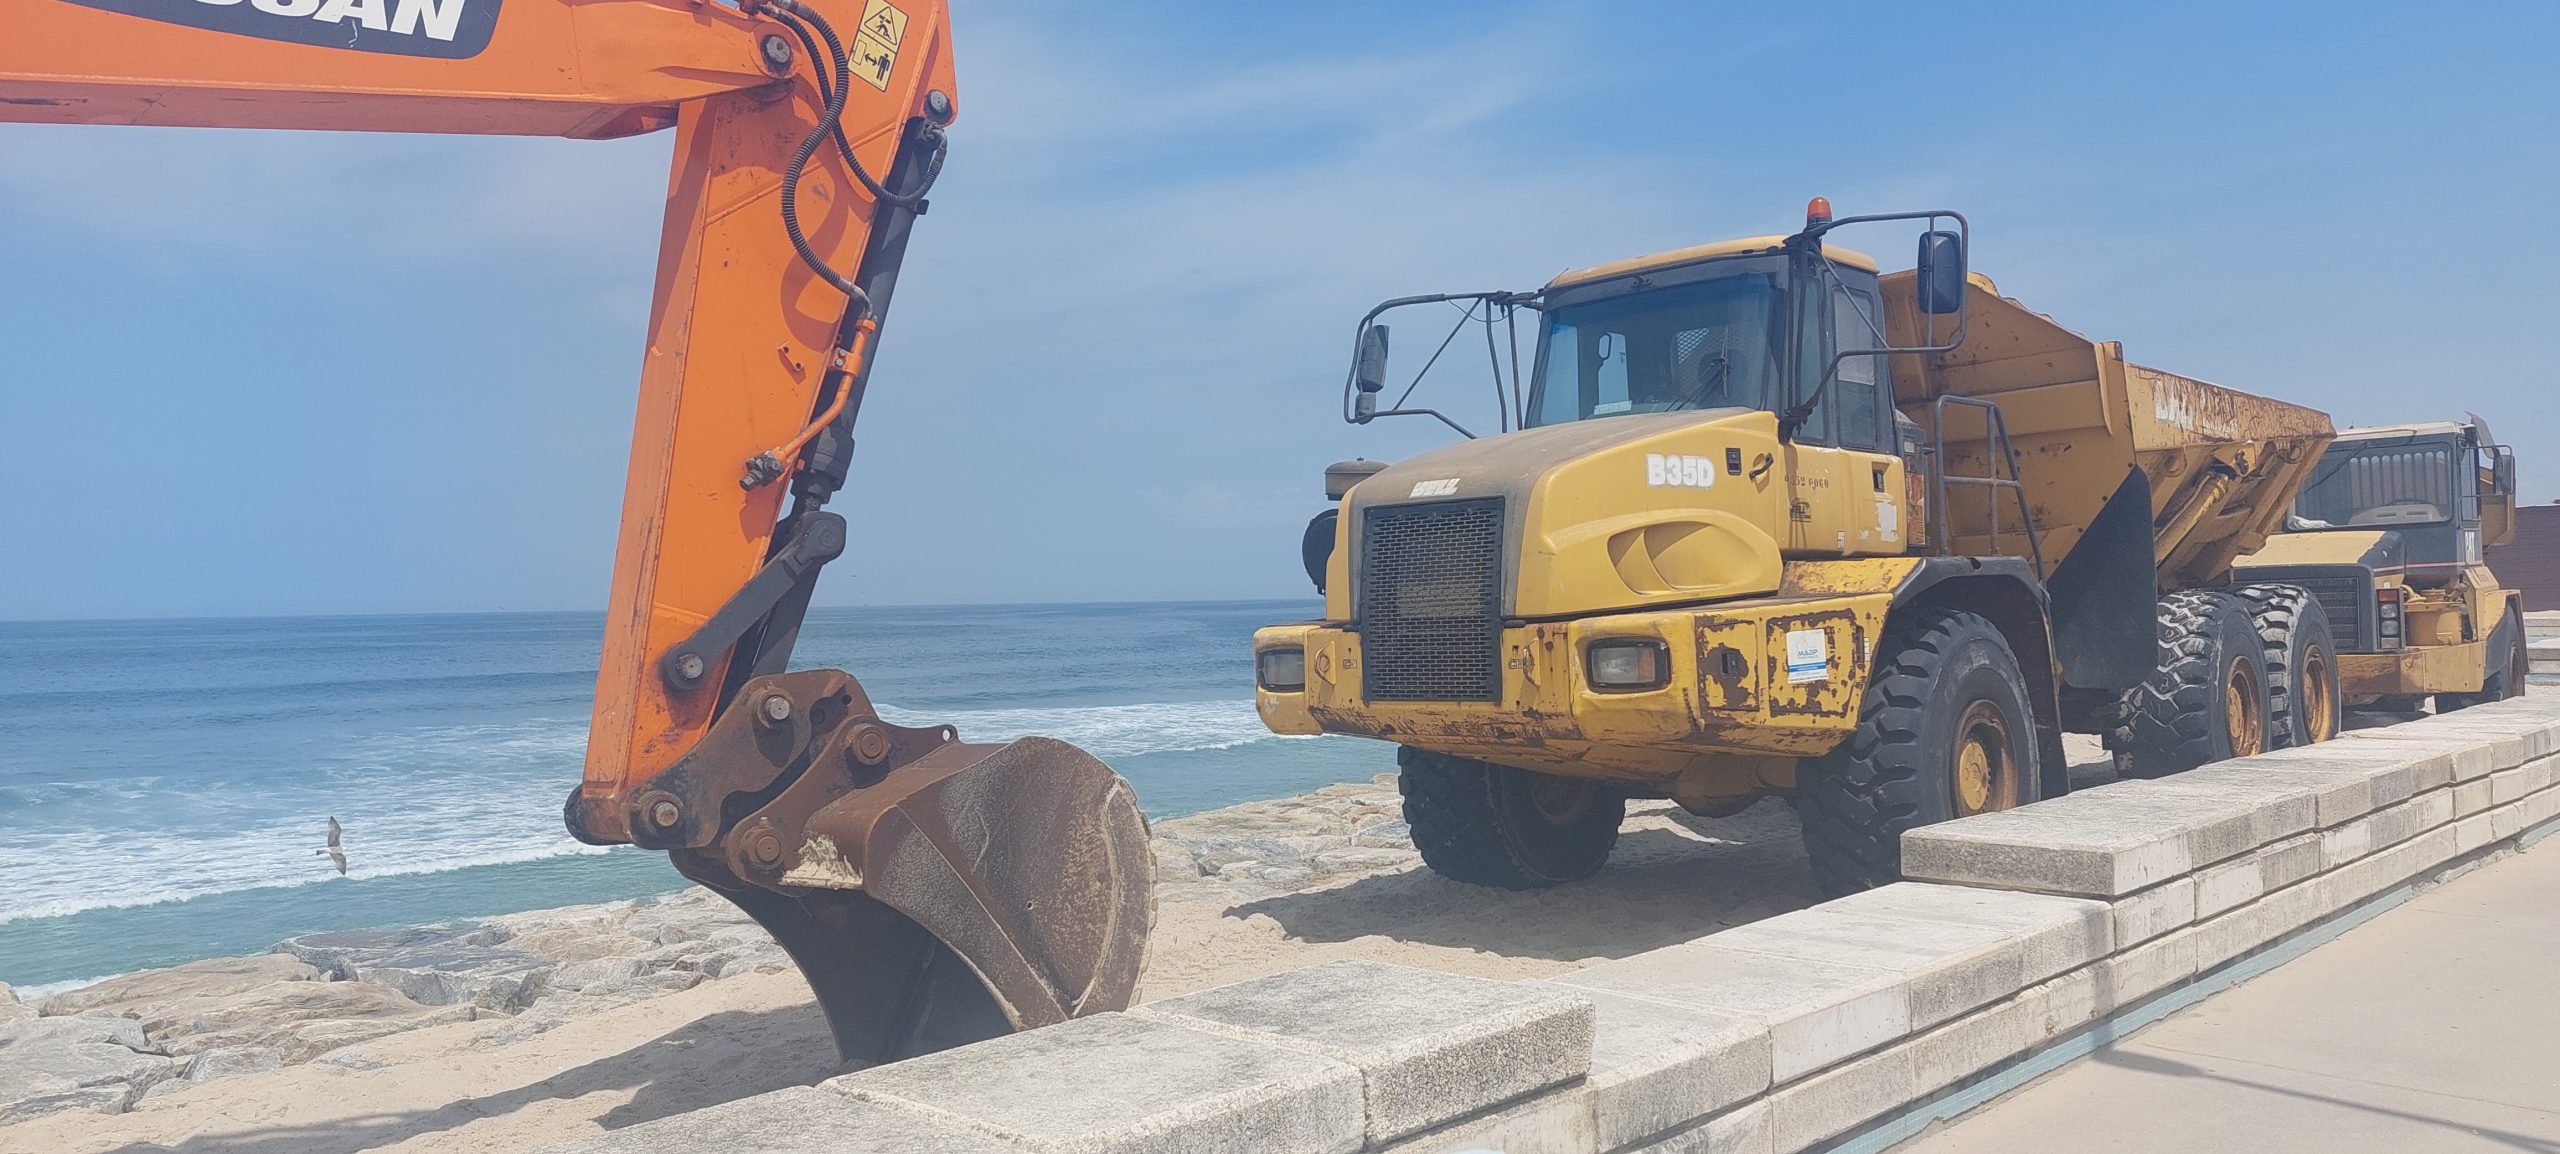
3,1,2555,619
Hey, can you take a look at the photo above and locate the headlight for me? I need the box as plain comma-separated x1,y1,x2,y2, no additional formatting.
1587,639,1670,691
2376,587,2404,649
1257,647,1307,692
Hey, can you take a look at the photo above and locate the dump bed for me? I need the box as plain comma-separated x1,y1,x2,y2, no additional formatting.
1881,272,2333,591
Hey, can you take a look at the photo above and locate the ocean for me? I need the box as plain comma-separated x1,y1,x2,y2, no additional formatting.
0,600,1376,991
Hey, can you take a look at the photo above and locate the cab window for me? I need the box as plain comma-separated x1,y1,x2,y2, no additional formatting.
1831,282,1889,450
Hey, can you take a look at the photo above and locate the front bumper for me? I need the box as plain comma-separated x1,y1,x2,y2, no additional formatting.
2339,640,2488,700
1252,593,1890,781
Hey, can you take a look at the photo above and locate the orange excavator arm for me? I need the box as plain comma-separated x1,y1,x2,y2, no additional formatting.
2,0,1151,1064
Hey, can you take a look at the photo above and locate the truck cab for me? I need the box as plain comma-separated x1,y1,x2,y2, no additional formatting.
2234,421,2526,709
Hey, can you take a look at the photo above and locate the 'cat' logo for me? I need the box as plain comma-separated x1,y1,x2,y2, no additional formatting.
65,0,501,59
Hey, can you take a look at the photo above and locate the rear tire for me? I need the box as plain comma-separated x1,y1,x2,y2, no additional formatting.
1398,748,1625,889
2123,591,2270,777
2236,584,2340,748
1799,607,2039,897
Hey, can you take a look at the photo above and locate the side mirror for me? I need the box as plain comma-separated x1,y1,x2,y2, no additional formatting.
1916,231,1966,315
2496,446,2518,496
1352,324,1389,421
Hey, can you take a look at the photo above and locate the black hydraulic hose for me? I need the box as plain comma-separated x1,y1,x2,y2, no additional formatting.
769,1,942,214
765,3,865,306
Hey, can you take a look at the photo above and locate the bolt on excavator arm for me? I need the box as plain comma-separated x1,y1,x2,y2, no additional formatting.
1,0,1153,1064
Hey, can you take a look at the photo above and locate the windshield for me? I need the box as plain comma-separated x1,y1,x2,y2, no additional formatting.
2292,440,2457,528
1524,265,1784,428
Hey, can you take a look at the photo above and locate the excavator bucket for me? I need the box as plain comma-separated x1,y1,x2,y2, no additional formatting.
616,671,1155,1065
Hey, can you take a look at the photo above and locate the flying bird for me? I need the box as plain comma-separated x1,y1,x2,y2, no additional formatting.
314,816,347,876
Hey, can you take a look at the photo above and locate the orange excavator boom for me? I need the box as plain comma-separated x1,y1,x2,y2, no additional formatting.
2,0,1152,1064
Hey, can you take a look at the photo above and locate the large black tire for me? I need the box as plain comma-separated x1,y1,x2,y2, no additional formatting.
2123,591,2270,777
1397,748,1625,889
2235,584,2341,749
1799,607,2040,897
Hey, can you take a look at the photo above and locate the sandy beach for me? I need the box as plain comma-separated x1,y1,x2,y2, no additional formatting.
0,745,2108,1154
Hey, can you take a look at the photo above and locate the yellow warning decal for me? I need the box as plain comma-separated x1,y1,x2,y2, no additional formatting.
852,0,907,91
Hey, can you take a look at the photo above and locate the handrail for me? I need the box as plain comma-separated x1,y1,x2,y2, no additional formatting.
1927,395,2046,579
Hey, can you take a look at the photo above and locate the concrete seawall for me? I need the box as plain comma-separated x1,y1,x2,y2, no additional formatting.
551,695,2560,1154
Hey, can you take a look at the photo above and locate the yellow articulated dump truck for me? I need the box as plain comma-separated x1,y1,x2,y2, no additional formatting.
2233,419,2527,713
1253,200,2347,895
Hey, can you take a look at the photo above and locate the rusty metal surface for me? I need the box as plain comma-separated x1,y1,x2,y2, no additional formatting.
619,668,1153,1064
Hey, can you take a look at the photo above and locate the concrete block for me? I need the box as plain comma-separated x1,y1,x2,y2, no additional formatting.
2192,832,2323,921
2090,922,2201,1010
2108,877,2197,948
537,1085,1028,1154
1766,1045,1915,1154
2489,759,2555,806
1538,987,1768,1152
2342,728,2495,784
2527,783,2560,828
2455,812,2497,854
1696,909,2022,1029
2235,744,2431,825
831,1013,1363,1154
1553,942,1905,1084
2484,784,2560,841
1903,969,2105,1101
1626,1101,1774,1154
1901,808,2194,899
2322,825,2462,910
2025,787,2267,864
2455,777,2496,816
1813,884,2113,984
1138,960,1588,1146
2319,820,2371,869
2097,771,2319,845
1372,1086,1592,1154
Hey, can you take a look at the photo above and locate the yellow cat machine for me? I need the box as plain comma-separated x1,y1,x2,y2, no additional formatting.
3,0,1152,1063
2234,420,2527,713
1255,200,2345,895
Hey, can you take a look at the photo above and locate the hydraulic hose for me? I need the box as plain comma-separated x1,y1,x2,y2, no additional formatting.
765,2,865,306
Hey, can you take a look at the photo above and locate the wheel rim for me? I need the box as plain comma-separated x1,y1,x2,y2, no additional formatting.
2301,644,2337,743
2225,657,2265,757
1951,700,2014,816
1527,775,1594,826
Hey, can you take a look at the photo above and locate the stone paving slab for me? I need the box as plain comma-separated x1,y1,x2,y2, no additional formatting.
1136,960,1589,1146
1810,884,2113,983
830,1013,1364,1154
1901,807,2199,898
1552,942,1909,1084
1537,986,1769,1152
1696,910,2026,1029
537,1086,1029,1154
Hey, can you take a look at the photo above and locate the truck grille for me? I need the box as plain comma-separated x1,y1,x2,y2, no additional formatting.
2242,570,2374,651
1358,498,1504,701
2289,574,2375,651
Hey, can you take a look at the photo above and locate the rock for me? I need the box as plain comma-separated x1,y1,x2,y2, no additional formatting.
0,982,31,1022
277,925,505,979
0,1012,179,1123
277,927,553,1012
269,1005,474,1064
140,1044,283,1100
1350,819,1413,848
37,954,321,1017
137,978,446,1057
1152,838,1204,881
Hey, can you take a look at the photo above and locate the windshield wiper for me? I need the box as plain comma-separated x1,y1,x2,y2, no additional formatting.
1669,355,1731,411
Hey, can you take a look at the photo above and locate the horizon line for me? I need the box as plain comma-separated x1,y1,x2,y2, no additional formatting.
0,594,1324,628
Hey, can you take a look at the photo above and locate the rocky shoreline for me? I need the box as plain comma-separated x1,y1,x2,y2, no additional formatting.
0,775,1451,1127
